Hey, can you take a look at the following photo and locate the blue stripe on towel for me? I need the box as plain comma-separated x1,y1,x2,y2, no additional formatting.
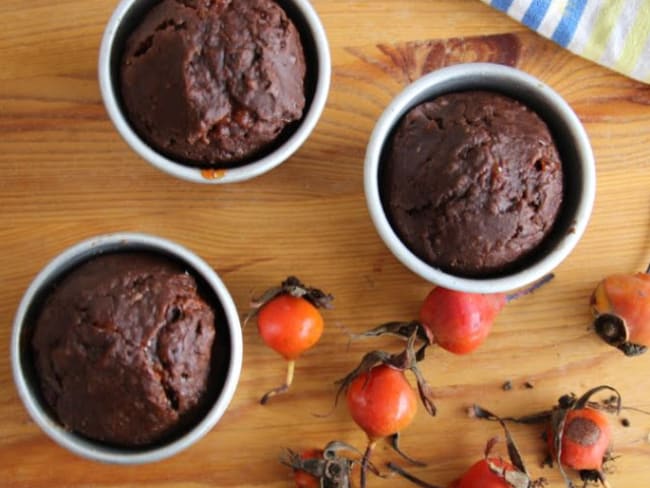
521,0,552,30
490,0,515,12
551,0,588,47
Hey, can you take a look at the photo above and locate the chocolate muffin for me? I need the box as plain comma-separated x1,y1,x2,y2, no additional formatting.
120,0,306,167
31,252,216,446
382,90,563,277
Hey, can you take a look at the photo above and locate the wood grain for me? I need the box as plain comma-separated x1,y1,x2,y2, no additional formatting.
2,1,650,486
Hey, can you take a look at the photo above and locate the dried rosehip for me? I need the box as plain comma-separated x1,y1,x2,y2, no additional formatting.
591,264,650,356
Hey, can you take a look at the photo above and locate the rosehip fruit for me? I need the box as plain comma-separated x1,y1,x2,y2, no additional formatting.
257,294,324,361
591,266,650,356
419,274,553,354
419,287,503,354
456,458,516,488
346,364,418,441
245,276,333,404
548,407,612,471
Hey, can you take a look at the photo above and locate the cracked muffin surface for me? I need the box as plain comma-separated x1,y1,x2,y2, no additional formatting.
120,0,306,167
31,252,216,446
382,90,563,277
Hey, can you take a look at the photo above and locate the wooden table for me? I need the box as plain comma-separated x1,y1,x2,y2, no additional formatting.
2,0,650,486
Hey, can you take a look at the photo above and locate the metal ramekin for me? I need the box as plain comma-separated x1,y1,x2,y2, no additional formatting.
364,63,596,293
11,233,243,463
98,0,331,183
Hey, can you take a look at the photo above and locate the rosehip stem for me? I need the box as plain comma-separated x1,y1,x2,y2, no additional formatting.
470,403,553,425
360,439,377,488
505,273,554,303
601,477,612,488
388,433,427,467
260,360,295,405
386,462,443,488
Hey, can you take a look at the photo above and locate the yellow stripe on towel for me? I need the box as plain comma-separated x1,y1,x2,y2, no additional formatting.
614,2,650,74
580,0,626,61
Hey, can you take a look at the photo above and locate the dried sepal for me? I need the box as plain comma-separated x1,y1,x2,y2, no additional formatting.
385,462,443,488
469,404,495,420
573,385,621,413
243,276,334,326
594,313,629,347
618,342,647,356
281,276,334,309
484,436,499,458
477,407,533,485
502,422,528,477
469,407,548,488
388,412,546,488
322,440,364,460
322,440,384,477
496,466,547,488
282,441,364,488
333,349,392,406
551,405,582,488
350,320,432,344
399,333,437,416
485,459,530,488
388,432,427,467
579,469,612,488
282,448,327,480
593,313,645,355
334,332,436,417
469,404,552,425
411,364,436,416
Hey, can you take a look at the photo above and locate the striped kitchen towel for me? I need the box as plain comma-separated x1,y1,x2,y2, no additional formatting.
482,0,650,84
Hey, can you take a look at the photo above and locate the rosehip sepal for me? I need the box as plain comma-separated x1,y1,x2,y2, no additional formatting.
282,441,364,488
591,265,650,355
